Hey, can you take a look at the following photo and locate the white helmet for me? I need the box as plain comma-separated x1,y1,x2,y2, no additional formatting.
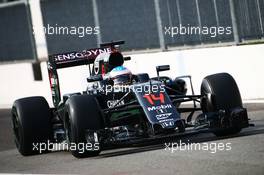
109,66,132,85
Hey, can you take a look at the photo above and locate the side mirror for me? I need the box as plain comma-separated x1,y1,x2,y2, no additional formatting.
124,56,131,61
87,74,103,82
156,65,170,72
156,65,170,80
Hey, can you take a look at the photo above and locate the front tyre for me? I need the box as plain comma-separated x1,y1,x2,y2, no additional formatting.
12,96,53,155
65,95,104,158
201,73,246,136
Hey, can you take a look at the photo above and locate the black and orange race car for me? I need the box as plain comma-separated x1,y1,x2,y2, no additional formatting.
11,41,249,158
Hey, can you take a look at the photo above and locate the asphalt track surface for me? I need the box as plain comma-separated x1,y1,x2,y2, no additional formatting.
0,103,264,175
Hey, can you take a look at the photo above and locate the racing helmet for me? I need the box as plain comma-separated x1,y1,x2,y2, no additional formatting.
109,66,132,85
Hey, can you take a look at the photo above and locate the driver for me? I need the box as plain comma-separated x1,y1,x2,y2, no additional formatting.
108,65,132,85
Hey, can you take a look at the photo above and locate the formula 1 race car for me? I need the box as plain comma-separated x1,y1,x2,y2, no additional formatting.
11,41,249,158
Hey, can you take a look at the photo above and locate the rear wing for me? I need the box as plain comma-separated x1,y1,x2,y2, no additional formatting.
48,40,125,69
47,41,125,107
48,47,113,69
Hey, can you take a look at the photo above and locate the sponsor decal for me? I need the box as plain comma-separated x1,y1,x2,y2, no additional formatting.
147,104,172,111
161,121,174,128
107,100,125,108
83,48,112,57
156,113,172,120
54,48,112,62
54,52,84,62
158,118,174,123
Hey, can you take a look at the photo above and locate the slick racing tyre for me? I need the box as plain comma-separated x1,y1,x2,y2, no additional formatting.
12,96,53,155
201,73,243,136
65,95,104,158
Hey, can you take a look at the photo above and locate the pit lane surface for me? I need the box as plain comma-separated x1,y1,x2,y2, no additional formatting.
0,104,263,175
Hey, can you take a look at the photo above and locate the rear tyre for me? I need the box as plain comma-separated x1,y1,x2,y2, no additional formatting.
65,95,104,158
12,96,53,155
201,73,243,136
